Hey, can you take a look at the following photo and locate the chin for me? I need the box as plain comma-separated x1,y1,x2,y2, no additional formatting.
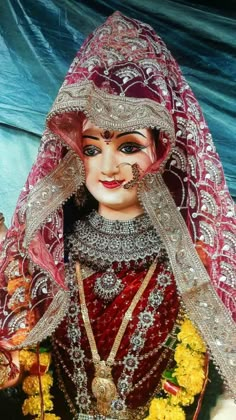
100,201,130,210
100,198,139,211
88,189,139,212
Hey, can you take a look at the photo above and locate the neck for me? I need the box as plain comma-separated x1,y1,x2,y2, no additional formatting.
98,203,144,220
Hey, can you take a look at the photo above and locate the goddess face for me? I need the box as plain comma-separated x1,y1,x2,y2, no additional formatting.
82,120,157,219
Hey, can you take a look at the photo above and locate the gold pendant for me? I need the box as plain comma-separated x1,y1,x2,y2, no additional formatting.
92,361,117,416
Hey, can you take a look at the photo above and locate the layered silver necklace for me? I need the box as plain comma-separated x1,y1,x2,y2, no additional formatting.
66,210,167,302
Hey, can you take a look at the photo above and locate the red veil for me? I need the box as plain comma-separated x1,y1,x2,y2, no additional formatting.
0,11,235,397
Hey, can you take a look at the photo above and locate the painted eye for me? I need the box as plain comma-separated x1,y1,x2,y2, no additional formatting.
83,146,100,156
119,143,145,154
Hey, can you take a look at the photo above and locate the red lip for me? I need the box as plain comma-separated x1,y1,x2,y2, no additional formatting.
100,180,124,189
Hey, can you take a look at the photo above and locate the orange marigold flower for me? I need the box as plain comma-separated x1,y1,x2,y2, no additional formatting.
195,240,210,268
25,310,37,329
9,329,28,346
7,277,30,295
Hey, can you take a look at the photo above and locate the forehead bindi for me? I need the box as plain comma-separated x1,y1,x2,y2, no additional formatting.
101,130,114,143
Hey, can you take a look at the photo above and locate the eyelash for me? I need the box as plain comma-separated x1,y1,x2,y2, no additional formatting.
83,143,145,156
83,146,100,156
119,142,145,154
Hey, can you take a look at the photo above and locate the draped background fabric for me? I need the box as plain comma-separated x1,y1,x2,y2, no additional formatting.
0,0,235,226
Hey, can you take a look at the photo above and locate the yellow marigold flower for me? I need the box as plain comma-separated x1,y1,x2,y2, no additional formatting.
165,404,185,420
42,393,54,406
145,397,186,420
22,373,53,395
19,349,51,370
19,350,37,370
174,344,204,370
39,352,51,367
35,414,61,420
150,397,168,416
22,394,53,416
174,366,205,395
145,398,167,419
170,389,194,406
178,319,206,352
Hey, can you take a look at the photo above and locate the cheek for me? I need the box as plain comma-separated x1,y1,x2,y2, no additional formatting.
83,161,98,194
136,151,155,172
83,158,98,180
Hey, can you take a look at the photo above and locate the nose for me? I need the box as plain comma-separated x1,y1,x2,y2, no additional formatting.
101,148,119,178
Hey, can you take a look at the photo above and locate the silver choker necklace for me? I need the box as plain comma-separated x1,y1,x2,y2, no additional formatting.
66,210,167,270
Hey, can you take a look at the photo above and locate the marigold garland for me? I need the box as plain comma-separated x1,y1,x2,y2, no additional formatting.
19,321,205,419
19,345,61,420
145,318,207,420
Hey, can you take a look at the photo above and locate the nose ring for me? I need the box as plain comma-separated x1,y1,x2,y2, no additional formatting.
116,163,141,189
123,163,140,189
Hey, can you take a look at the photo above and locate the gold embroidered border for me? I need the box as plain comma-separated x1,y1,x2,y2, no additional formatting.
24,150,85,247
47,80,175,167
140,173,236,398
15,289,69,349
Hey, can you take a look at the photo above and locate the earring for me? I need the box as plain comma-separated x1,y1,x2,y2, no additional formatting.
75,184,88,207
123,163,140,189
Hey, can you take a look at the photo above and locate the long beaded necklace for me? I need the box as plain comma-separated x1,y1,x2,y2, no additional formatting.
75,259,157,417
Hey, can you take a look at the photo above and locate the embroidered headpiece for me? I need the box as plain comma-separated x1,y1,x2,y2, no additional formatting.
47,11,177,169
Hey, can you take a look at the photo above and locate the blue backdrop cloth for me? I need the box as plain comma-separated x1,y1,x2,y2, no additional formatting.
0,0,235,225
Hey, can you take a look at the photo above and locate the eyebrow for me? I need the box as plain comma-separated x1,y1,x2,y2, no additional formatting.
82,130,147,140
116,131,146,139
82,135,99,140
